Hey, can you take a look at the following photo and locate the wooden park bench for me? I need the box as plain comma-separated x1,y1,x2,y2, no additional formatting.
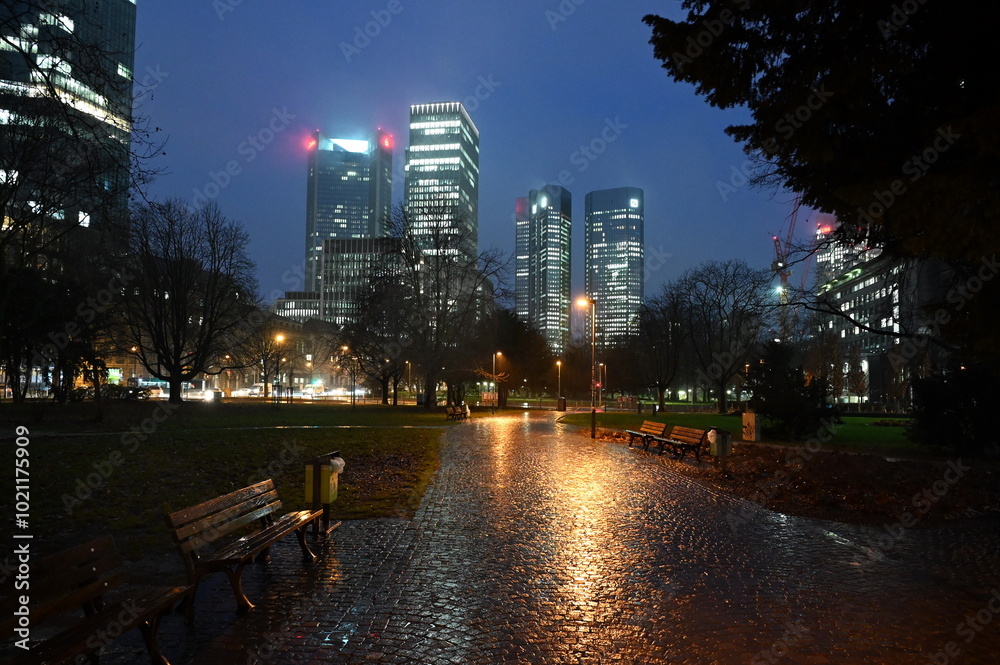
625,420,669,450
445,405,468,420
0,536,187,665
165,479,322,613
660,426,711,462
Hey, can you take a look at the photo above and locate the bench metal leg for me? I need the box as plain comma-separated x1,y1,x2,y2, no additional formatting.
139,614,172,665
295,526,318,563
225,565,255,613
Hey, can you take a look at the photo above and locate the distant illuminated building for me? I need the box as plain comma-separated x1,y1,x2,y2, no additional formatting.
404,102,479,260
813,221,880,284
273,292,321,323
515,185,572,355
584,187,644,341
304,129,393,292
0,1,136,237
320,237,406,327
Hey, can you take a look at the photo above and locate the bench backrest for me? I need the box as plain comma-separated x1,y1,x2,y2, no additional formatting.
669,426,708,445
166,480,282,564
640,421,668,436
0,536,126,637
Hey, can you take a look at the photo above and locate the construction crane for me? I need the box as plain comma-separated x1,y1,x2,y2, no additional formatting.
772,196,802,341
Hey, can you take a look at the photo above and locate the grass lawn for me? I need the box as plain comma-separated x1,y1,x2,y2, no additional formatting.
1,404,445,569
559,411,925,456
1,400,461,433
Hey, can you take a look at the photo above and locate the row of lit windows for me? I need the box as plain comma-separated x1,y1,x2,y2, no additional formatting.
409,143,460,152
410,120,461,130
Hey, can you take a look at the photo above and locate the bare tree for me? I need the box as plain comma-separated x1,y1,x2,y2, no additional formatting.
846,344,869,410
386,205,508,409
636,282,687,411
680,259,774,413
118,200,258,403
229,314,291,399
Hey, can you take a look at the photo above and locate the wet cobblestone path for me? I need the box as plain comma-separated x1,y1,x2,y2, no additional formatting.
113,412,999,663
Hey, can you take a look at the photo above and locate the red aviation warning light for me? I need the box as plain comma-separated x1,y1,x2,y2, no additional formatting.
383,135,393,149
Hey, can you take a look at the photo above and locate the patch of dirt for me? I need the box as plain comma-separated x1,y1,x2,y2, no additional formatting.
600,429,1000,527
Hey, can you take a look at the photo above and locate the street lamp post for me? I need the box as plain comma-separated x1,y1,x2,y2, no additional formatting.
576,297,597,438
492,351,502,413
556,360,562,400
275,334,286,404
342,346,356,408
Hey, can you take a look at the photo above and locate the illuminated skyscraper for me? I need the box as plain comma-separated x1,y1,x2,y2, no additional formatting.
515,185,572,355
0,1,137,237
304,129,393,292
404,102,479,260
584,187,644,340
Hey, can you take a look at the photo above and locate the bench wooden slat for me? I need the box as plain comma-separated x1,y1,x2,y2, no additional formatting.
166,479,322,613
625,420,668,448
171,496,282,552
166,480,276,528
661,426,710,461
0,537,187,664
209,510,320,565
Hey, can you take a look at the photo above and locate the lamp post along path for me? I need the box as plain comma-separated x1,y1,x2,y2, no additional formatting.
577,297,597,438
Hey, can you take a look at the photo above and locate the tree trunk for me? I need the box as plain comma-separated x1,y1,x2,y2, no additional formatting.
657,385,666,411
380,376,390,405
423,371,437,409
168,376,184,404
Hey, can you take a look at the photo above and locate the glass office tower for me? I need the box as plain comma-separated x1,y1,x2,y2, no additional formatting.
515,185,572,355
403,102,479,261
0,0,137,238
305,129,393,292
584,187,645,341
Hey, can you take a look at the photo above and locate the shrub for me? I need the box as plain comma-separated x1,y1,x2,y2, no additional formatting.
909,365,997,454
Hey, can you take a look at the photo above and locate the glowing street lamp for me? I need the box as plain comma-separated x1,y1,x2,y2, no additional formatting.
556,360,562,399
492,351,502,413
576,297,597,438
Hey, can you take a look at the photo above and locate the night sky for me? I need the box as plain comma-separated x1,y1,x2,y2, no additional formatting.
134,1,814,304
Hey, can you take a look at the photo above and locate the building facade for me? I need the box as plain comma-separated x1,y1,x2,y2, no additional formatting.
1,1,136,241
304,130,393,292
515,185,572,355
404,102,479,260
273,291,321,322
320,237,404,327
584,187,645,341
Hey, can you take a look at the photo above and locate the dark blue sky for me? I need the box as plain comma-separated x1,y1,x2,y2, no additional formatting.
134,1,815,303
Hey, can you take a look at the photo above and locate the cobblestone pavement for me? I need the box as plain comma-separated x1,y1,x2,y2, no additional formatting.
100,412,999,664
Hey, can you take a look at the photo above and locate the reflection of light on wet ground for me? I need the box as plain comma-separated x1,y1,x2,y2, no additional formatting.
550,446,617,626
